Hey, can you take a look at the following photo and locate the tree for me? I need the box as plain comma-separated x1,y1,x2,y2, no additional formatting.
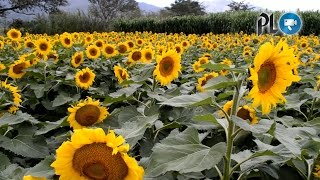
88,0,141,22
164,0,205,16
0,0,68,16
227,1,254,11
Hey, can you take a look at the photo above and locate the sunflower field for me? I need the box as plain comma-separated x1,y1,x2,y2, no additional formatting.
0,29,320,180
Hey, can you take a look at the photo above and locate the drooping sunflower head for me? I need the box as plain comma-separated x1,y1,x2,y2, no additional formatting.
47,51,59,63
248,40,301,115
8,59,30,79
51,128,144,180
153,49,182,86
71,51,84,68
75,67,96,90
141,48,154,63
114,65,130,84
192,61,204,73
35,38,52,56
196,72,219,92
7,29,22,41
102,44,118,58
86,45,101,60
0,79,22,114
220,101,258,124
67,97,109,129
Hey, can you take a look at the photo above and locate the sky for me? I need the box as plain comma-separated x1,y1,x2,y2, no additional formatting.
136,0,320,11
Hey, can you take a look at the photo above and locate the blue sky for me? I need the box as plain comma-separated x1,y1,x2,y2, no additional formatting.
136,0,320,11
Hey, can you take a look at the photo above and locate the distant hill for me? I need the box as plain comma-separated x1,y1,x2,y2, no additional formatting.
138,2,161,13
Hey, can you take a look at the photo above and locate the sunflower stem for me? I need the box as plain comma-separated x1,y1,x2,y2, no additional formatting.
223,78,242,180
308,97,317,121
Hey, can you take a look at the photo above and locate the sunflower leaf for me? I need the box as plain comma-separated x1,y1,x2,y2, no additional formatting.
146,127,226,177
203,76,237,90
24,155,55,178
159,92,214,107
0,111,40,127
52,92,75,107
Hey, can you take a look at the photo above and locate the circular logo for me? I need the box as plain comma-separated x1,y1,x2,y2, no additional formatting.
278,12,302,35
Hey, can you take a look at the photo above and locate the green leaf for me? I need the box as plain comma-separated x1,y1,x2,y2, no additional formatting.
0,164,26,180
104,94,134,104
35,117,67,135
0,111,39,127
146,128,226,177
109,84,142,98
304,88,320,98
193,114,219,125
284,93,308,110
201,63,229,71
52,92,75,107
0,152,10,171
115,114,158,147
25,155,55,179
0,135,49,158
232,116,274,134
203,76,237,90
160,92,214,107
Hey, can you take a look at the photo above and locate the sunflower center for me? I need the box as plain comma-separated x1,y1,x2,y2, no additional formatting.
132,51,141,61
13,63,25,74
182,42,187,47
175,47,181,53
159,57,174,77
75,105,100,126
118,45,127,53
26,42,34,48
96,42,103,47
237,107,252,121
72,143,128,180
90,48,98,56
257,62,276,93
79,72,91,83
200,59,206,64
75,55,82,64
128,42,134,48
105,47,114,54
118,69,127,80
64,38,71,45
40,43,48,51
11,32,19,39
145,52,152,61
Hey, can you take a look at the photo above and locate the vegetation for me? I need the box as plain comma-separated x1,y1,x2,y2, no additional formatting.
162,0,206,16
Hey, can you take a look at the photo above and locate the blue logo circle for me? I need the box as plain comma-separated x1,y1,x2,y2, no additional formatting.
278,12,302,35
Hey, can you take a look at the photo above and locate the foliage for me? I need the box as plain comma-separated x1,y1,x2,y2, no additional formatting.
227,0,254,11
163,0,206,16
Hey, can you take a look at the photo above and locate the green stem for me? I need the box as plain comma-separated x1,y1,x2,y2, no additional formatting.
223,79,243,180
152,76,157,92
308,97,317,121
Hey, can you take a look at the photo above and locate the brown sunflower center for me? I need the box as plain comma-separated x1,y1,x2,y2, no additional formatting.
118,69,127,80
200,59,207,64
73,143,128,180
90,48,98,56
132,51,141,61
11,32,19,39
145,52,152,61
118,45,127,53
175,47,181,53
79,72,91,83
237,107,252,121
301,43,306,48
13,63,25,74
40,43,48,51
257,62,276,93
75,55,82,64
182,42,187,47
105,47,114,54
64,38,71,45
96,41,103,47
128,42,134,48
137,40,142,44
159,57,174,77
26,42,34,48
75,104,100,126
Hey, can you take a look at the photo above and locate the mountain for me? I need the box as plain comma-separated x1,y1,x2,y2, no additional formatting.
202,0,231,12
138,2,161,13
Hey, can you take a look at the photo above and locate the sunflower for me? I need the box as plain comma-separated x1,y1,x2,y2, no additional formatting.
51,128,144,180
24,40,34,48
7,29,22,41
181,40,190,48
84,34,94,45
126,40,135,49
8,59,30,79
0,79,22,114
174,44,184,54
192,61,204,73
0,41,4,49
75,67,96,90
35,38,52,56
47,51,59,63
102,44,118,58
198,57,209,65
141,48,154,63
67,97,108,129
243,50,252,58
248,40,301,114
114,65,129,84
196,72,219,92
86,45,101,60
117,42,129,54
128,50,142,64
153,49,181,86
71,51,84,68
136,39,144,46
220,100,258,124
60,33,73,48
94,39,104,48
0,63,5,71
23,175,46,180
220,58,233,76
